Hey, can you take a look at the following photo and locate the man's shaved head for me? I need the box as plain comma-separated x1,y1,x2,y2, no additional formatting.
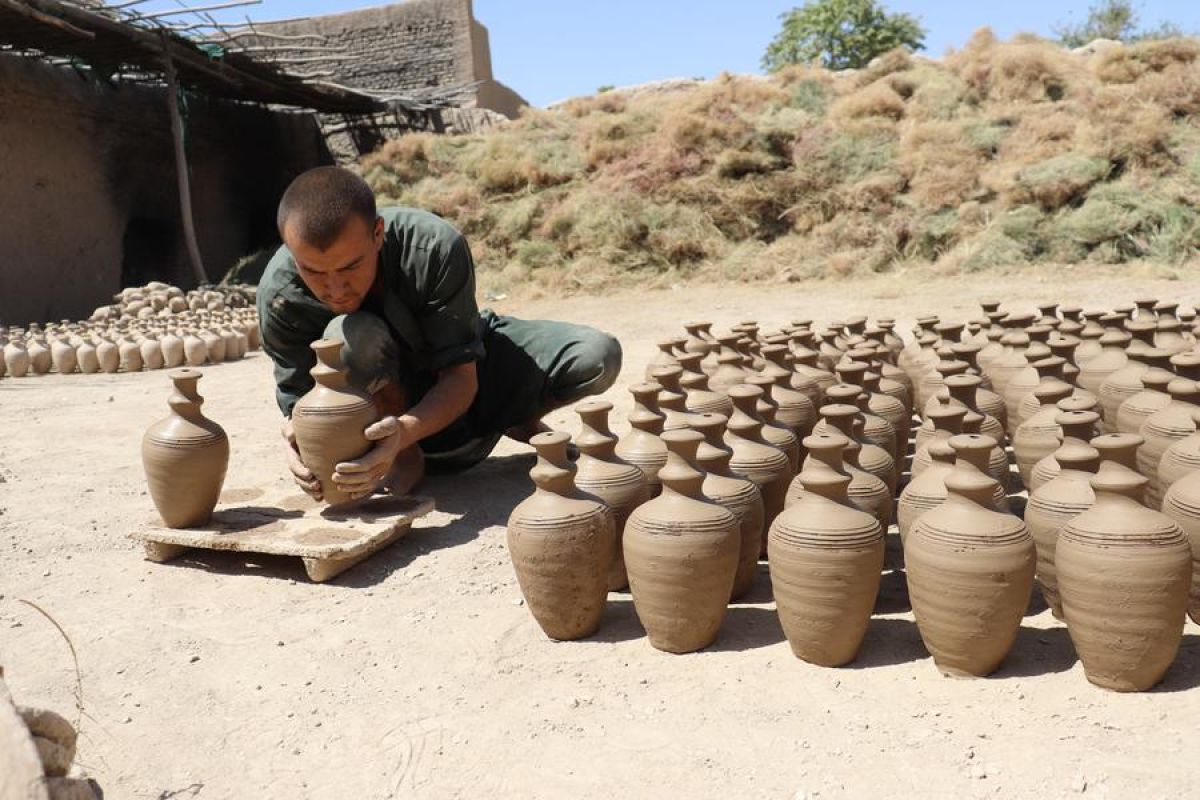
277,166,377,251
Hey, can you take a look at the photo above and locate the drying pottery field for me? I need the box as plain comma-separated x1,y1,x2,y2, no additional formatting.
5,271,1200,799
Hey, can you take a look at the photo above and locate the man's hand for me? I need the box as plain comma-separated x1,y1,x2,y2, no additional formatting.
333,416,413,501
282,418,322,501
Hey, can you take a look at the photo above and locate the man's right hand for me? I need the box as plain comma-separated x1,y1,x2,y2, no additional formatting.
282,419,323,501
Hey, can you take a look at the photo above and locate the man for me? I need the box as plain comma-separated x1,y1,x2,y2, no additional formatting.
258,166,622,502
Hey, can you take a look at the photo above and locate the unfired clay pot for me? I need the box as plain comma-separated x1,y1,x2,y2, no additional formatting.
1029,410,1101,492
898,433,1007,546
506,431,615,641
708,332,750,394
615,382,668,497
691,413,765,601
1076,330,1130,398
1115,366,1174,436
141,369,229,528
814,403,897,495
624,429,740,654
906,434,1035,678
573,400,651,593
792,428,893,532
1157,408,1200,509
1012,386,1082,488
768,433,884,667
759,344,818,435
290,338,378,507
1138,379,1200,509
724,386,792,535
1057,461,1192,691
1024,412,1101,619
742,375,802,473
676,352,733,416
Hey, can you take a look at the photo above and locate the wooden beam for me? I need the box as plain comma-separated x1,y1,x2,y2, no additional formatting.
163,55,208,287
0,0,94,39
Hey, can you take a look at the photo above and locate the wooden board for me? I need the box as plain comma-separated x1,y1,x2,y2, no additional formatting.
130,487,434,583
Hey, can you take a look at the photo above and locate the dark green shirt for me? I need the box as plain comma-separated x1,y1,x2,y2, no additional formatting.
257,206,484,416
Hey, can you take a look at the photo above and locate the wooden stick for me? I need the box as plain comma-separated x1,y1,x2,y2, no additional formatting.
0,0,95,39
163,54,208,286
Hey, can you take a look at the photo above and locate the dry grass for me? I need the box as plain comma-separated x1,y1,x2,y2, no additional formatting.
355,31,1200,295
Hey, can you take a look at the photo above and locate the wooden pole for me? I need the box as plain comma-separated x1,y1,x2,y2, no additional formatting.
163,55,208,286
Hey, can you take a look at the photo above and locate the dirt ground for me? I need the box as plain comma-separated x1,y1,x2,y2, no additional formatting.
5,272,1200,799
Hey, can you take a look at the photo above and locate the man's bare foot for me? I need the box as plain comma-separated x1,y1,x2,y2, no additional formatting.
381,445,425,496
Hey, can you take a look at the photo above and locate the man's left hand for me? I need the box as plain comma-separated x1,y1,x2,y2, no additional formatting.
332,416,413,500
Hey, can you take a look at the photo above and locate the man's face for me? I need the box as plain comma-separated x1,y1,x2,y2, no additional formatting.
284,215,384,315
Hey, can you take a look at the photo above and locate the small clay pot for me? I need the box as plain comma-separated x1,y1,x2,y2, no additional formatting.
507,431,615,641
1012,385,1083,488
769,433,884,667
691,413,765,601
290,339,378,507
624,429,740,653
141,369,229,528
1024,411,1101,619
906,434,1035,678
573,400,651,592
1057,461,1192,691
615,382,668,497
651,365,703,432
759,344,818,435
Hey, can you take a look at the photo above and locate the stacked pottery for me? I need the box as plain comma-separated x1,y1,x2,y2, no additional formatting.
906,434,1036,677
624,429,740,653
768,433,884,667
573,400,651,592
141,369,229,528
506,431,615,641
691,413,765,601
615,382,669,497
1057,459,1192,691
898,432,1008,546
290,338,378,507
1024,412,1101,618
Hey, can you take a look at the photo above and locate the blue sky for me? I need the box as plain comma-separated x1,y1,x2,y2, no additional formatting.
136,0,1198,106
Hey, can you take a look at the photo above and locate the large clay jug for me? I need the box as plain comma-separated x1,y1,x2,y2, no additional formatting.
96,334,119,373
161,330,185,368
1012,384,1079,488
899,433,1007,545
1139,378,1200,509
1099,343,1168,433
793,427,893,532
291,338,378,507
1160,463,1200,623
814,402,897,495
906,435,1036,677
1057,461,1191,691
1025,414,1101,619
690,413,764,601
573,400,651,592
49,336,76,375
76,337,99,374
506,431,615,641
769,433,884,667
759,344,819,433
141,369,229,528
1030,409,1101,491
182,331,208,367
724,385,792,533
1114,364,1173,436
615,382,668,497
624,429,740,653
26,328,51,375
1157,408,1200,508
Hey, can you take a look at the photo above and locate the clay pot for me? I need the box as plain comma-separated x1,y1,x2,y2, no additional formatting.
813,402,896,495
682,321,714,356
910,402,967,481
1160,464,1200,624
1057,461,1191,691
652,365,703,432
506,431,615,641
624,429,740,653
161,331,185,368
724,385,792,533
823,384,897,468
708,332,750,394
49,337,76,375
917,356,967,414
984,317,1033,399
1012,384,1079,488
676,352,733,416
141,369,229,528
76,337,99,374
1156,409,1200,509
742,376,802,473
1025,412,1101,619
648,337,682,380
573,400,651,593
899,433,1008,546
789,344,837,399
117,334,142,373
1138,379,1200,509
1099,344,1169,433
759,344,819,432
1115,365,1174,436
934,373,1005,448
837,360,907,456
26,330,50,375
691,413,765,601
1076,329,1130,398
1030,409,1102,492
96,335,119,373
139,335,164,371
290,338,378,507
769,432,884,666
906,435,1036,677
1013,357,1074,430
793,424,893,531
615,382,668,497
182,331,208,367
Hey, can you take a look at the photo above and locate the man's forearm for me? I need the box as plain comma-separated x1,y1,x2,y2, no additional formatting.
394,362,478,443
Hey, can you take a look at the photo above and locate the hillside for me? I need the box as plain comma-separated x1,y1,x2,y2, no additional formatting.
360,30,1200,294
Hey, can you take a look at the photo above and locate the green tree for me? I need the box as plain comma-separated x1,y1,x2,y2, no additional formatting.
1053,0,1184,47
762,0,926,73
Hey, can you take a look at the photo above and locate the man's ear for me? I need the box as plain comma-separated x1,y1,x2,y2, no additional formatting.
374,216,385,248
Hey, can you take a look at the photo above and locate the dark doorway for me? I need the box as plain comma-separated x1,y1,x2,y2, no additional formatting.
121,217,175,288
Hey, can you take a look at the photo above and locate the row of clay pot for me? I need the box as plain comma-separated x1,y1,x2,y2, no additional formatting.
1,308,260,377
142,339,375,529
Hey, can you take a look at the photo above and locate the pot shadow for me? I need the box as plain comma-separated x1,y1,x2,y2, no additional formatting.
707,606,787,652
1025,586,1050,617
586,598,647,644
1008,494,1029,520
162,549,310,581
850,617,928,668
738,562,775,605
993,623,1078,678
874,569,911,615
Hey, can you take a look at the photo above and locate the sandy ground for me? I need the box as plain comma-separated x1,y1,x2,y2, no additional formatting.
5,272,1200,800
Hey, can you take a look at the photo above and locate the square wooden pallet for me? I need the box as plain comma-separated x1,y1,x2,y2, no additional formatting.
130,488,435,583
